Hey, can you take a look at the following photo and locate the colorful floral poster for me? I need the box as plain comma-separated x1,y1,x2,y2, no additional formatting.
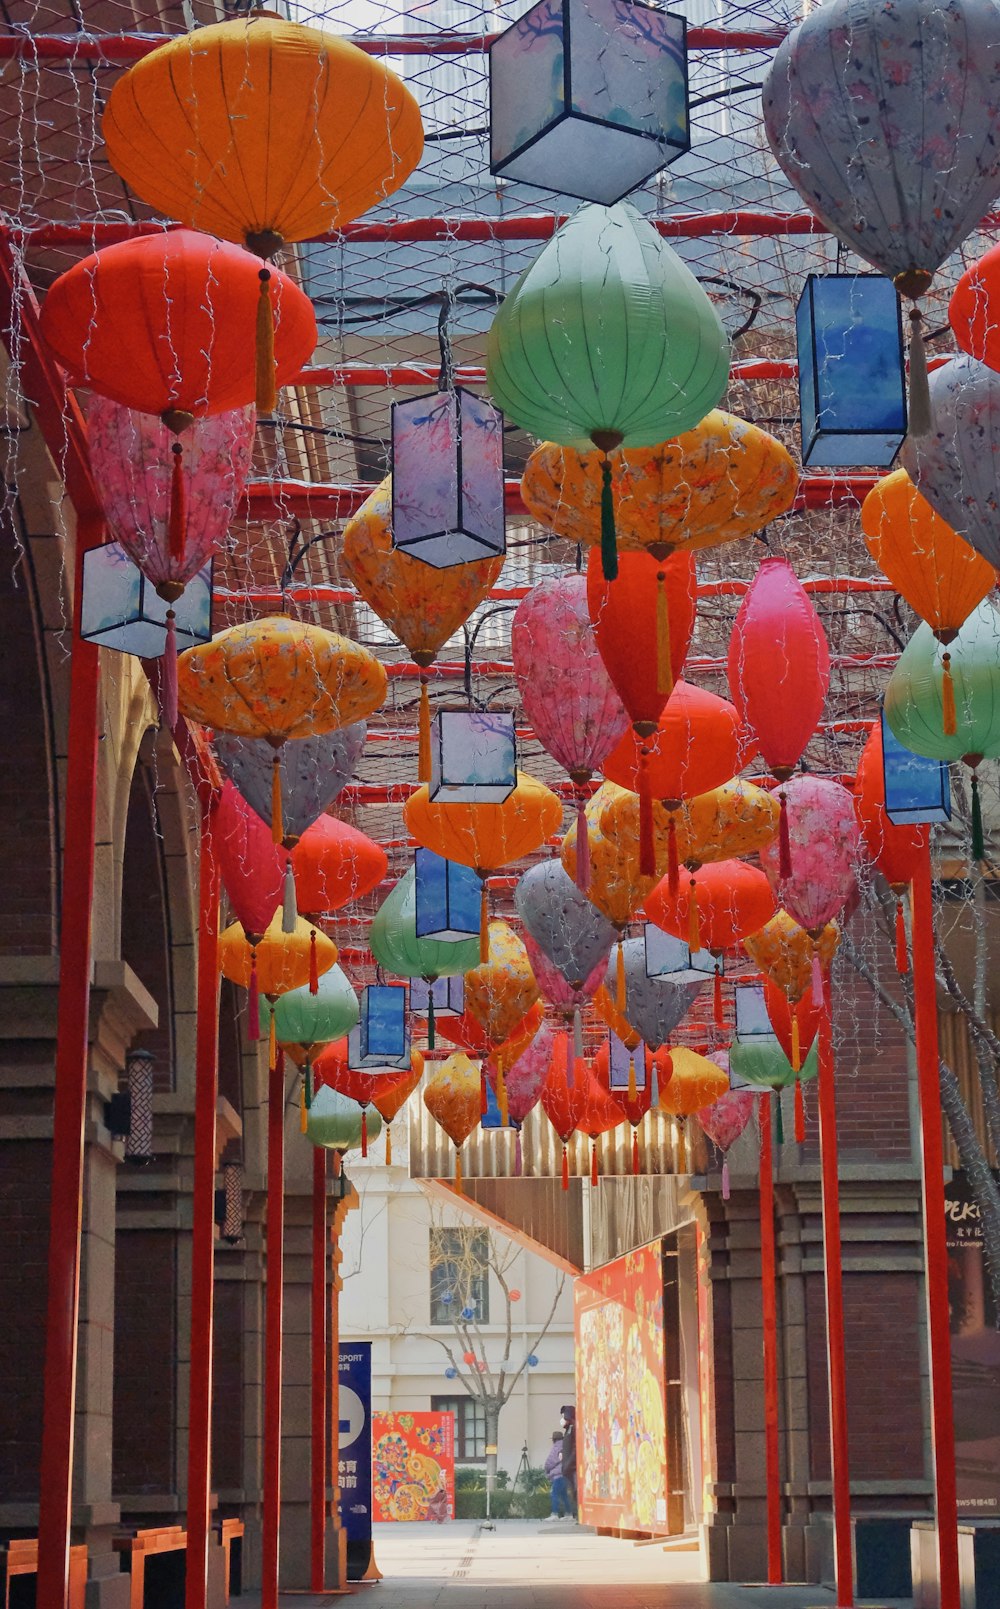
371,1411,455,1522
574,1240,669,1534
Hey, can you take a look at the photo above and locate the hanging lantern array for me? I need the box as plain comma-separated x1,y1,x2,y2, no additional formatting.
795,274,907,468
259,966,360,1064
218,910,337,1041
657,1048,729,1170
644,858,774,1022
540,1035,598,1188
214,781,286,944
593,1036,652,1175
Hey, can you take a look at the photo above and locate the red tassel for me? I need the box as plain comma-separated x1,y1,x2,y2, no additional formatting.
575,793,591,891
639,772,656,879
249,950,260,1041
895,898,909,975
561,1144,569,1191
309,929,319,994
480,1068,488,1117
361,1108,368,1159
714,970,724,1029
632,1130,640,1175
722,1158,730,1200
591,1139,599,1187
168,441,186,565
687,878,701,952
811,949,824,1008
794,1077,805,1144
667,813,679,897
778,791,792,879
161,611,178,728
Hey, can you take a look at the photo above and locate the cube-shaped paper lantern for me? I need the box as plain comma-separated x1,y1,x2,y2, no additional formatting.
391,388,505,569
355,985,409,1069
797,274,906,468
80,542,212,658
880,708,952,826
430,710,517,804
734,983,777,1045
645,924,722,982
409,975,465,1020
608,1031,647,1091
480,1078,508,1130
414,849,482,942
489,0,689,203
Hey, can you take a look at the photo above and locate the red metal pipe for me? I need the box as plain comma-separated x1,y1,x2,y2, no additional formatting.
184,807,222,1609
261,1050,286,1609
817,994,854,1608
910,837,961,1609
311,1149,328,1592
296,357,809,388
759,1094,783,1584
223,575,893,609
35,514,103,1609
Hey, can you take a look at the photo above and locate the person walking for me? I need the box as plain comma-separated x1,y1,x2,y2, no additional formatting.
543,1430,568,1520
560,1405,578,1520
426,1468,449,1524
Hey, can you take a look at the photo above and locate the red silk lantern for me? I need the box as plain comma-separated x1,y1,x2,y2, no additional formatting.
313,1039,420,1105
290,814,388,917
434,999,545,1058
587,548,697,737
215,779,284,943
602,680,745,801
951,245,1000,372
578,1078,627,1186
644,858,776,954
854,720,925,972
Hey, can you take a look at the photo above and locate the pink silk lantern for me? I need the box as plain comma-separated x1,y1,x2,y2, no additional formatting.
697,1086,754,1200
486,1022,553,1173
215,780,285,1035
758,774,861,1005
512,573,629,892
728,557,830,878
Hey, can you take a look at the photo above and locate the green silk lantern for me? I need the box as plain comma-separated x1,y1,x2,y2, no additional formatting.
729,1039,819,1091
260,964,359,1052
306,1083,382,1153
486,202,730,577
370,867,480,1046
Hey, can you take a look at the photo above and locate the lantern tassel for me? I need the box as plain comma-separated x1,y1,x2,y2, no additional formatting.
575,793,591,892
722,1157,731,1200
561,1143,569,1192
775,1091,784,1147
972,770,986,863
269,1011,277,1072
599,456,618,582
616,939,626,1013
639,772,656,879
427,992,435,1050
655,569,673,697
300,1074,308,1133
479,882,489,964
480,1068,488,1118
811,948,825,1008
628,1055,637,1105
161,611,179,729
895,898,909,975
667,814,679,897
454,1150,462,1193
687,879,701,953
514,1128,523,1177
168,440,186,565
385,1124,392,1167
418,676,432,784
714,970,724,1029
573,1006,584,1060
907,306,932,438
282,859,297,934
270,754,284,846
794,1077,806,1144
632,1130,640,1176
591,1139,599,1188
309,929,319,995
941,653,957,737
361,1108,369,1159
778,791,792,880
256,268,277,415
676,1120,687,1173
791,1012,801,1074
249,949,260,1041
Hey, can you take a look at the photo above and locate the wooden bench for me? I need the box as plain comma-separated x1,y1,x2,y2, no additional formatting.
113,1526,186,1609
218,1520,244,1600
0,1540,88,1609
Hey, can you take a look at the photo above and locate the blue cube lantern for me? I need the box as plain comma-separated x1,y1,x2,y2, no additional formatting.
80,542,212,657
880,708,952,826
489,0,689,204
430,709,517,804
734,983,777,1045
414,849,482,942
391,389,505,569
644,924,723,983
353,985,410,1070
480,1078,508,1130
607,1030,647,1091
796,274,907,467
409,975,465,1021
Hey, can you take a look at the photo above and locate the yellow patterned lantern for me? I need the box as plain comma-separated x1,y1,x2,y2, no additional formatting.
464,921,540,1047
657,1047,730,1116
423,1051,483,1190
218,910,337,1047
560,782,657,927
521,411,797,557
342,478,505,779
744,909,840,1004
599,778,780,896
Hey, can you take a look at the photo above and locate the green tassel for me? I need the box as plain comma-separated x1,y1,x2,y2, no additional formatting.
775,1089,784,1147
972,772,985,863
600,457,618,582
427,992,435,1050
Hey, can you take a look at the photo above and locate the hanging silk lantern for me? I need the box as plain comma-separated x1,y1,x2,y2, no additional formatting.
371,1057,425,1161
855,721,927,973
214,725,366,850
880,709,952,827
260,966,360,1063
524,934,604,1012
424,1052,483,1189
434,999,545,1059
307,1085,382,1154
861,469,994,736
600,778,780,885
342,477,504,779
370,868,478,1049
514,859,617,990
561,783,659,927
764,979,823,1077
759,776,861,934
540,1033,595,1187
291,815,388,920
521,412,796,556
103,11,423,253
392,390,505,568
657,1048,729,1114
487,203,730,578
593,1036,652,1128
214,780,285,943
744,910,840,1005
729,1038,819,1093
950,245,1000,377
355,985,409,1070
697,1088,755,1200
763,0,1000,433
796,274,907,467
430,711,517,804
588,548,696,734
645,859,776,972
464,921,541,1047
414,849,481,945
901,355,1000,570
219,910,337,1039
487,1023,553,1125
315,1040,423,1105
607,937,701,1050
579,1077,628,1185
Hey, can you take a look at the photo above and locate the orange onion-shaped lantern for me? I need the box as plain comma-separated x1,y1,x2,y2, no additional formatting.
218,910,337,1042
561,782,658,928
744,910,840,1004
291,815,389,918
522,410,797,557
854,720,926,973
342,478,504,780
464,921,540,1048
600,778,780,886
373,1060,424,1166
587,548,697,734
861,469,995,737
423,1052,483,1190
433,999,545,1062
658,1047,729,1171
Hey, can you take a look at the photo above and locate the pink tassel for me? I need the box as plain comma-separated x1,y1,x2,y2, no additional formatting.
248,950,260,1041
514,1129,523,1177
722,1158,730,1200
811,949,825,1008
161,611,178,728
778,791,792,879
667,814,679,897
361,1108,368,1159
575,794,591,891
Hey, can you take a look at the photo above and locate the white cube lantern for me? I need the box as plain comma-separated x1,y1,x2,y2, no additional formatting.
391,388,505,569
429,710,517,804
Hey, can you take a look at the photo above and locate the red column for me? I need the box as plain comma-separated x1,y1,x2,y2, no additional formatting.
36,514,103,1609
910,835,961,1609
185,807,221,1609
261,1051,285,1609
759,1093,783,1583
310,1148,328,1591
817,994,854,1608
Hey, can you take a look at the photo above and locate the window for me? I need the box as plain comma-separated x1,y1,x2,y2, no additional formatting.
431,1395,487,1462
429,1227,490,1325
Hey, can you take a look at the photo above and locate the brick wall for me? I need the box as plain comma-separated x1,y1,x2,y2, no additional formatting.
112,1228,177,1496
211,1278,246,1492
0,1139,51,1501
0,522,55,955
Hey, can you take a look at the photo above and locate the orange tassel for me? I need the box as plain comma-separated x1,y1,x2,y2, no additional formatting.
616,939,626,1012
667,814,679,897
941,652,957,737
299,1064,308,1133
361,1108,368,1159
591,1139,599,1187
418,676,432,783
794,1077,805,1144
385,1124,392,1167
309,929,319,994
496,1062,508,1127
676,1119,687,1173
168,440,186,565
656,569,673,696
632,1130,640,1175
561,1144,569,1191
256,268,277,414
271,754,283,845
627,1055,637,1104
714,970,724,1029
454,1150,463,1193
895,897,909,975
479,882,489,964
791,1012,801,1074
687,879,701,953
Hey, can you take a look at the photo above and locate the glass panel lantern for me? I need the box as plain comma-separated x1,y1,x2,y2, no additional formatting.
489,0,689,203
80,542,212,658
409,975,465,1020
414,849,482,942
796,274,906,468
734,983,778,1044
608,1031,646,1091
881,708,952,825
430,710,517,804
354,985,410,1069
480,1077,508,1130
645,924,723,982
391,388,505,569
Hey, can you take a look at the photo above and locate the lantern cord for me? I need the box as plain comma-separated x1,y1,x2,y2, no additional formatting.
811,948,825,1009
384,1124,392,1167
616,939,627,1013
309,929,319,995
714,970,724,1029
575,793,591,892
687,879,701,953
794,1076,806,1144
667,814,680,897
775,1091,784,1147
722,1157,731,1200
639,761,656,879
427,993,435,1050
497,1062,508,1126
168,441,186,565
656,570,673,696
161,612,179,729
906,306,933,438
480,1068,488,1118
599,456,618,582
249,949,261,1041
479,882,489,964
972,770,986,863
270,755,284,846
791,1012,801,1074
281,859,297,934
628,1055,637,1104
895,898,909,975
941,653,957,737
676,1119,687,1173
778,791,792,880
591,1139,599,1188
561,1143,569,1192
514,1128,523,1177
454,1149,463,1194
269,1011,277,1072
632,1130,640,1176
418,676,432,783
256,268,277,415
361,1108,368,1159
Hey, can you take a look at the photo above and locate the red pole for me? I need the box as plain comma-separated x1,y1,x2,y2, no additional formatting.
759,1094,783,1584
310,1148,328,1592
817,993,854,1608
261,1051,286,1609
36,514,103,1609
184,807,221,1609
910,835,961,1609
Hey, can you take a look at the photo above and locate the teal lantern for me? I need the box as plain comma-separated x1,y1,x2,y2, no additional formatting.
370,868,480,1047
259,965,360,1054
306,1084,382,1154
486,203,730,577
729,1039,819,1093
